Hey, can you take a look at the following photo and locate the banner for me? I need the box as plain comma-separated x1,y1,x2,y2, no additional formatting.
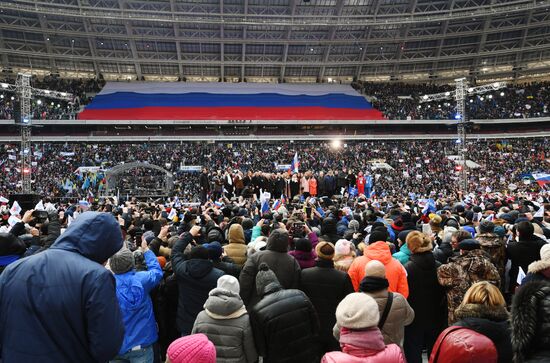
180,165,202,172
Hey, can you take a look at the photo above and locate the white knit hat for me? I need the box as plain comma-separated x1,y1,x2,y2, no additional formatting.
335,239,352,255
217,275,240,294
336,293,380,329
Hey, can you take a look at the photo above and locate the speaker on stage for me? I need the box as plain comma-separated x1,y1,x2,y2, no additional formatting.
9,194,41,213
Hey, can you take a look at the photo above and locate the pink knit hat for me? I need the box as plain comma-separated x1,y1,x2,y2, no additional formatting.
167,334,216,363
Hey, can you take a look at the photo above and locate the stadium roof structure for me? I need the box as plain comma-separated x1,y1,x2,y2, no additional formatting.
1,0,550,83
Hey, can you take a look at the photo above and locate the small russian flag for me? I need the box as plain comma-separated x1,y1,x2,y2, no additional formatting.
532,173,550,186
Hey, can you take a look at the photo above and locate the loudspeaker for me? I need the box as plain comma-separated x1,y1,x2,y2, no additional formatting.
9,194,41,213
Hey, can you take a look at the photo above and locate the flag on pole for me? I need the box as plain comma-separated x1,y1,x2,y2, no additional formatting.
289,152,300,174
272,199,281,211
167,208,177,220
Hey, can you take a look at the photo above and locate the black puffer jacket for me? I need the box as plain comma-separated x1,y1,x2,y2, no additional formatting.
511,280,550,363
300,259,354,352
239,229,300,307
171,233,224,335
454,304,512,363
250,267,321,363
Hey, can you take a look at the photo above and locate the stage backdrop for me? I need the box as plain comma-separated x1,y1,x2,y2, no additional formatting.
78,82,385,120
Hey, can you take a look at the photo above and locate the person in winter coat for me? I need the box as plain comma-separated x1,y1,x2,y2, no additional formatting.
171,225,225,335
320,217,340,244
309,176,318,197
0,212,125,363
203,241,241,278
347,241,409,297
476,221,507,284
240,228,300,307
522,243,550,284
437,239,501,324
333,239,356,272
429,326,498,363
289,237,316,269
301,242,354,353
250,263,321,363
404,231,447,363
510,280,550,362
507,221,548,292
453,281,512,363
356,172,366,196
223,224,248,267
166,333,216,363
109,240,163,362
0,210,29,274
323,293,405,363
392,230,417,266
192,275,258,363
433,226,457,264
354,260,414,348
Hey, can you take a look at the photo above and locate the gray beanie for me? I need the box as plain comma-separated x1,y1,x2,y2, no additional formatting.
348,220,360,231
255,262,281,297
109,248,135,274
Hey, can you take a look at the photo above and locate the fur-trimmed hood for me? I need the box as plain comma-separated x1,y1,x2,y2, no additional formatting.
455,303,509,322
528,259,550,275
511,280,550,363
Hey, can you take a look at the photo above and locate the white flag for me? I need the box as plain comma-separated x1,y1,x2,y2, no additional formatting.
517,266,526,285
0,196,9,203
168,208,177,220
9,201,21,215
8,215,21,226
35,200,45,211
534,204,545,218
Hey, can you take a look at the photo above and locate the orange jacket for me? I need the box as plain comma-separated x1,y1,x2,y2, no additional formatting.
348,241,409,298
309,178,318,196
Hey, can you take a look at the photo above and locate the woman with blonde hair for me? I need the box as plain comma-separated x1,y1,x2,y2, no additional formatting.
430,281,511,363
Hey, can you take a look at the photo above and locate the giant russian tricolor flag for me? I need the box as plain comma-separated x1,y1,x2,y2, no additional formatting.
79,82,385,120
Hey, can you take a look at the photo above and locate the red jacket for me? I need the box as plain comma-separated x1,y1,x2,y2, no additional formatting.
429,326,497,363
356,176,365,194
309,178,318,196
347,242,409,297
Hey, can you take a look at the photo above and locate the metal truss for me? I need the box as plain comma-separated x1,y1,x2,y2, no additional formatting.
2,75,73,193
1,0,550,81
420,78,506,193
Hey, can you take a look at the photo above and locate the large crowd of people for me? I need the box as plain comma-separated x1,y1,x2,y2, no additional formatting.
359,81,550,120
0,74,104,120
0,139,547,201
1,176,550,362
0,75,549,121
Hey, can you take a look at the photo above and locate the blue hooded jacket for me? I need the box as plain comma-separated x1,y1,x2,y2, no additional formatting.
113,249,163,354
0,212,125,363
